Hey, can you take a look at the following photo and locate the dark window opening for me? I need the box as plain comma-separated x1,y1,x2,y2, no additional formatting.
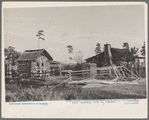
37,62,39,67
42,63,44,66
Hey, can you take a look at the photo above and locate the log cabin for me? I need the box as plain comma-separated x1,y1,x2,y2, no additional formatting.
17,49,53,78
85,44,134,67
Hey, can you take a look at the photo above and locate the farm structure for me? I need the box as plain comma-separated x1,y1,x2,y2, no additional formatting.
62,44,146,83
85,44,133,67
85,44,145,78
17,49,56,78
58,44,146,84
5,44,146,87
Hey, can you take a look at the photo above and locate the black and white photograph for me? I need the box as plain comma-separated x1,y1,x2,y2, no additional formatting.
2,2,148,118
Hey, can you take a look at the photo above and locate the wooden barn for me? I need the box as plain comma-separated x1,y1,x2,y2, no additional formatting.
85,44,133,67
17,49,53,77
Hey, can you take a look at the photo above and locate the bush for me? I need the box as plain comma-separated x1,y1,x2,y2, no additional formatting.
5,84,47,102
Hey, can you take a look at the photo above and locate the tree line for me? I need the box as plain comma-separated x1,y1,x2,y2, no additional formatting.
67,41,145,63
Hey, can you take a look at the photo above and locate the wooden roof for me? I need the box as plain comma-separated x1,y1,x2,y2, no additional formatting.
85,52,104,62
17,49,53,61
111,48,133,61
85,47,133,62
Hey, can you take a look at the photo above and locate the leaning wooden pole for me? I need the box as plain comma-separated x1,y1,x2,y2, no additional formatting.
105,44,119,78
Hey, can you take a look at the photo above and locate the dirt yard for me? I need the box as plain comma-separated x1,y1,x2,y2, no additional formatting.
80,79,146,99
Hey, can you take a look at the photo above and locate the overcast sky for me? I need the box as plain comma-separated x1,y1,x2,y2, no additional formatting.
3,5,145,63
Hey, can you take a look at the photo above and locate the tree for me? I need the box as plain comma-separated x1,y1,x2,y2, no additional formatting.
95,43,102,55
36,30,45,49
74,51,83,64
67,45,73,63
130,46,139,58
140,42,145,56
123,43,138,57
123,42,129,50
5,46,21,65
122,43,134,68
5,46,21,77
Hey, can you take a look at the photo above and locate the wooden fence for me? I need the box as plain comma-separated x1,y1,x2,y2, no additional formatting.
61,69,91,80
61,66,118,80
5,61,146,86
61,64,146,81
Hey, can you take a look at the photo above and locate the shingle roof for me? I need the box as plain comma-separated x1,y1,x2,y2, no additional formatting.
17,49,53,61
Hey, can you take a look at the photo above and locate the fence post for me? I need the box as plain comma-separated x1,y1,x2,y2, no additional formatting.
109,68,111,76
90,66,96,80
93,67,95,79
69,71,72,81
137,59,140,77
94,67,97,78
90,67,92,78
60,64,62,76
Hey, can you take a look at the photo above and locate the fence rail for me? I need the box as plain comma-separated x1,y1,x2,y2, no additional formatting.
95,66,122,71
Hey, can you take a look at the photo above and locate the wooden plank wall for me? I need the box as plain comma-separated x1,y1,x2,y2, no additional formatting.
18,61,31,76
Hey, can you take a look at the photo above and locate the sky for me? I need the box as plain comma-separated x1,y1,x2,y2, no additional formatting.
3,5,145,63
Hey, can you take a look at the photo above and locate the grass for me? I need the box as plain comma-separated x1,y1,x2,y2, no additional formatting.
5,78,146,102
5,83,83,102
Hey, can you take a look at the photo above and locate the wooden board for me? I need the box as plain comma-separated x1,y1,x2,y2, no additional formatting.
96,66,122,71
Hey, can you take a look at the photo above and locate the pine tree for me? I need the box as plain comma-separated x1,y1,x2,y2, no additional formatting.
95,43,102,55
67,45,73,63
140,42,145,56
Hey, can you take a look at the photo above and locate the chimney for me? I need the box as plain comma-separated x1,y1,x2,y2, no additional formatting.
104,44,112,66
